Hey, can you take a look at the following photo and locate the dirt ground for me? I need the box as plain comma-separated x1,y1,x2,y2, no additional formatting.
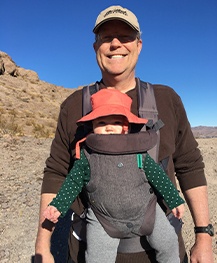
0,135,216,263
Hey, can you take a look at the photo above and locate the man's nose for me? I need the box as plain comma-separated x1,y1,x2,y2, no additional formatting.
110,37,122,46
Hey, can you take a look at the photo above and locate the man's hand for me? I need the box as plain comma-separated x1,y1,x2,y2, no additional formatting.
35,193,57,263
190,234,214,263
183,186,214,263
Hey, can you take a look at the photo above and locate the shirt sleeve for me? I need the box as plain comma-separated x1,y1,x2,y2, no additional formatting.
142,153,185,210
49,150,90,216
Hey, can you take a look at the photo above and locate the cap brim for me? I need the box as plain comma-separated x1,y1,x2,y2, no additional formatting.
93,17,140,33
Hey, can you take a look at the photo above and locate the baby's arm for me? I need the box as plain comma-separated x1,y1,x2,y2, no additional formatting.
46,150,90,219
141,153,185,211
43,205,61,223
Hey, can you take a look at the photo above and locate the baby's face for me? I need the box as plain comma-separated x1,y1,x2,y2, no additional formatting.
92,115,128,134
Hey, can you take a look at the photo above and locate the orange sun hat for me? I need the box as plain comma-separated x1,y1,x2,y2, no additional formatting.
77,89,148,125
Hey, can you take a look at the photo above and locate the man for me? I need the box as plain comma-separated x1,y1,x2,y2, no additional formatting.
35,5,214,263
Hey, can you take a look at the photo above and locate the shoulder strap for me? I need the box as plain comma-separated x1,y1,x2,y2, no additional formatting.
82,82,100,116
137,78,164,162
138,80,158,124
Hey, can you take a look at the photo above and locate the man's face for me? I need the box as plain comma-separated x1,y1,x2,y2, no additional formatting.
93,20,142,79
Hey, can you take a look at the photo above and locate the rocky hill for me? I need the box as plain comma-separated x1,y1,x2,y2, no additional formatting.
0,51,216,138
191,126,217,138
0,51,75,138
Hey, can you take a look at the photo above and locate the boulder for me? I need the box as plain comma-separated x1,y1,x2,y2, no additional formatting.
15,67,39,82
0,51,39,82
0,51,16,76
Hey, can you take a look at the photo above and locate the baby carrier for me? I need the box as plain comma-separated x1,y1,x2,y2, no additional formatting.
82,78,183,234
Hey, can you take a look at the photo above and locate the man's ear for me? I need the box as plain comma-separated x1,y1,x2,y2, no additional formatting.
93,41,97,52
137,39,142,55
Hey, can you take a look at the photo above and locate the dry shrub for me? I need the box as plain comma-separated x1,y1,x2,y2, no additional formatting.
32,123,50,138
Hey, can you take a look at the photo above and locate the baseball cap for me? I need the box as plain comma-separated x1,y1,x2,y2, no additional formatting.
93,5,141,34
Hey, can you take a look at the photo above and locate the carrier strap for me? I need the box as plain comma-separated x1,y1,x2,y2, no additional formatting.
82,82,100,116
137,79,164,162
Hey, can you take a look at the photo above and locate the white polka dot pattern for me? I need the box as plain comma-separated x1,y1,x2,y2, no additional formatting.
50,149,184,217
144,154,185,210
50,150,90,216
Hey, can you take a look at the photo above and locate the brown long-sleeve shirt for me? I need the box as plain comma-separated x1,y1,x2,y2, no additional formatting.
41,82,206,263
42,83,206,193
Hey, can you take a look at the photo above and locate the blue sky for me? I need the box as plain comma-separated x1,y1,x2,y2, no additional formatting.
1,0,217,127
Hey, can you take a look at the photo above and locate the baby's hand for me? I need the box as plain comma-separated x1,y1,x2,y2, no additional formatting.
43,205,61,223
171,204,185,219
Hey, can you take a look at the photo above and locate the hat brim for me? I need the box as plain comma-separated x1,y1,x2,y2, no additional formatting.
93,17,140,33
77,105,148,125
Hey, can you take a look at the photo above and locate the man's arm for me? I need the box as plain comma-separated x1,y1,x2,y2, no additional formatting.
35,193,56,263
34,90,85,263
183,186,214,263
163,88,214,262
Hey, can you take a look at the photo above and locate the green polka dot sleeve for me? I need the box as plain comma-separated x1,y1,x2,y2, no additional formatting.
143,153,185,210
50,149,90,217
